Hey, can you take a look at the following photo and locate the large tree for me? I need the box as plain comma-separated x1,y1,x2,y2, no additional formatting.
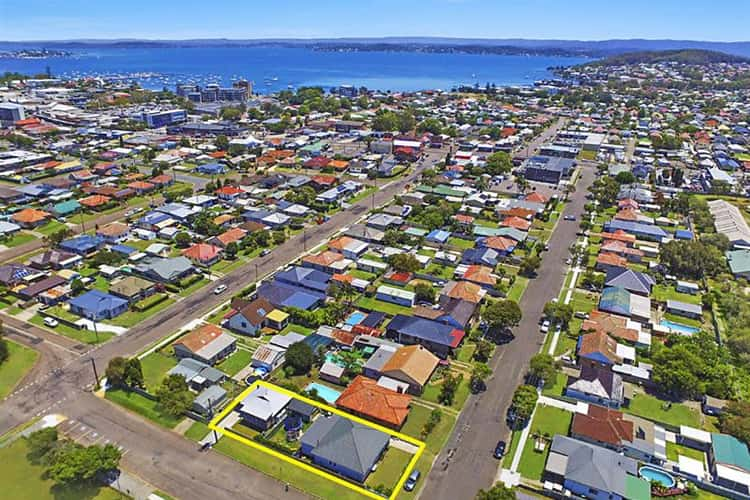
476,484,516,500
510,384,538,428
484,299,523,332
528,353,558,388
155,374,195,417
485,152,513,176
285,341,314,375
543,301,574,327
47,442,122,485
387,253,422,273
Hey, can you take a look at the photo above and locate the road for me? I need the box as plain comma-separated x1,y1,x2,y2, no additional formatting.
420,164,596,500
0,149,446,500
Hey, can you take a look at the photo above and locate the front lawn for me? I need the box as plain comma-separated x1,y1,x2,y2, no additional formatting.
541,371,568,398
213,436,367,500
455,342,476,363
424,263,456,280
624,392,700,428
108,296,176,328
447,237,474,250
216,349,253,377
0,339,38,399
35,220,68,237
29,314,114,345
507,276,529,302
140,351,178,390
421,369,471,410
105,388,182,429
517,405,573,481
365,447,413,490
178,277,210,297
184,420,210,441
1,231,36,248
0,438,122,500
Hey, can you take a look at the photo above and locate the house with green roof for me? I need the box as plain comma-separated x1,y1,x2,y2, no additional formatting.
726,249,750,280
51,199,81,217
710,433,750,495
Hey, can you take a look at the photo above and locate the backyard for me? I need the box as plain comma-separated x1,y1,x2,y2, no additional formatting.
365,447,413,491
624,391,700,428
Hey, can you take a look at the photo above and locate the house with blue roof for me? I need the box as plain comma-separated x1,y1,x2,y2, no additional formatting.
461,247,500,267
426,229,451,244
69,289,129,320
257,281,325,311
110,244,138,257
275,266,331,293
386,314,465,358
603,220,668,243
195,162,226,175
598,286,652,323
674,229,693,240
137,211,172,231
59,235,104,257
51,199,81,218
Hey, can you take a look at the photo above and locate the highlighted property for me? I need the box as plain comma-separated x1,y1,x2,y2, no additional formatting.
209,380,425,500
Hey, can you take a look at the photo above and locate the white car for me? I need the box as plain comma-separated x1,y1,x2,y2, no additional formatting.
213,284,228,295
540,320,550,333
44,317,59,328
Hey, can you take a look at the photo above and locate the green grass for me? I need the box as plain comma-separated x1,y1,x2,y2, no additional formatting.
447,237,474,250
35,220,67,237
210,258,248,275
366,447,413,489
517,405,573,481
0,339,38,399
624,392,700,428
666,441,705,462
421,370,471,410
348,186,377,204
507,276,529,302
663,312,702,328
577,149,597,161
216,349,253,376
424,263,456,280
29,314,114,345
139,351,178,390
455,343,476,363
349,269,377,281
184,420,210,441
502,430,522,468
652,284,702,305
213,435,367,500
355,296,413,316
178,278,210,297
0,439,124,500
108,297,176,328
1,231,36,248
279,323,314,336
541,371,568,398
570,290,598,314
105,388,182,429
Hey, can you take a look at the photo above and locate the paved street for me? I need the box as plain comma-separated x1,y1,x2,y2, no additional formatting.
420,164,595,500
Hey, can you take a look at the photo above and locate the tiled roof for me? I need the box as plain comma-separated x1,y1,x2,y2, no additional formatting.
572,405,633,447
335,376,411,428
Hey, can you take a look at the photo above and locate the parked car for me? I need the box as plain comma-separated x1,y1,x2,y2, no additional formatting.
563,215,576,221
540,320,550,333
260,249,271,257
494,440,506,459
404,470,421,491
213,284,227,294
44,317,59,328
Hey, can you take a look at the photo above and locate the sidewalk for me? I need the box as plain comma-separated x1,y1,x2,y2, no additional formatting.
111,470,158,500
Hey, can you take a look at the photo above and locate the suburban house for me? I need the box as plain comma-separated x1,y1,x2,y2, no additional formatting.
665,300,703,320
565,364,626,409
604,268,655,297
59,235,105,257
236,386,291,431
182,243,223,267
375,285,416,308
168,358,226,391
109,276,157,303
250,344,286,373
577,330,623,372
300,414,390,483
68,289,129,320
570,405,657,462
709,433,750,495
335,375,412,429
328,236,369,260
134,257,195,283
173,324,237,366
96,222,130,244
544,435,651,500
12,208,51,228
386,314,465,358
378,345,439,395
598,286,652,323
226,297,288,336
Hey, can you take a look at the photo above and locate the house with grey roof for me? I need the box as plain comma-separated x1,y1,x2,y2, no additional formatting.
300,415,390,483
237,386,292,431
134,256,195,283
192,384,227,416
604,268,655,297
545,435,651,500
167,358,226,391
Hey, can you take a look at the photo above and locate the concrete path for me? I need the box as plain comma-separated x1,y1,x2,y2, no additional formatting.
111,470,157,500
75,319,128,335
537,395,589,414
390,437,420,454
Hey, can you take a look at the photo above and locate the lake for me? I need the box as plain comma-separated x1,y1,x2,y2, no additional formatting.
0,46,589,93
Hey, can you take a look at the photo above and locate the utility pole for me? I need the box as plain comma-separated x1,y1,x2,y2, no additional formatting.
302,228,307,252
90,358,100,390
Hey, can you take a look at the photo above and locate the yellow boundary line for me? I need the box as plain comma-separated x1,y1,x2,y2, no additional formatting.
209,380,426,500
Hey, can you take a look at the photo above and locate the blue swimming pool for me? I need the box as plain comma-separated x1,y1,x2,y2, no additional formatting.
660,319,700,335
345,311,366,326
305,382,341,404
639,466,675,488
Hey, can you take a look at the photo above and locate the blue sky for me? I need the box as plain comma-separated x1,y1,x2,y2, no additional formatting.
0,0,745,41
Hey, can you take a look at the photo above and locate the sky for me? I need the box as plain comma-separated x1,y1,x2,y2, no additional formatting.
0,0,747,42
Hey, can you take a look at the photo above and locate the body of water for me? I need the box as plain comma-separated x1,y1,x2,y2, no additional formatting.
0,46,589,93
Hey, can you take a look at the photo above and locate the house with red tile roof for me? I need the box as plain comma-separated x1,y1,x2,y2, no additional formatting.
582,310,642,344
150,174,174,187
600,240,644,262
501,216,531,231
571,405,635,451
577,330,623,371
600,230,637,246
127,181,156,194
12,208,51,228
211,227,247,248
461,265,496,288
304,156,331,169
525,192,549,204
595,252,628,272
215,185,244,200
335,376,411,429
79,195,112,209
182,243,223,266
301,251,348,274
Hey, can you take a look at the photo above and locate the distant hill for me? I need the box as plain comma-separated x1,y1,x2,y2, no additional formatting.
584,49,750,66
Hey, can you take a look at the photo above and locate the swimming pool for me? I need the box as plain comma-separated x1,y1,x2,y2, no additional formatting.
305,382,341,404
660,319,700,335
639,466,675,488
345,311,366,326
